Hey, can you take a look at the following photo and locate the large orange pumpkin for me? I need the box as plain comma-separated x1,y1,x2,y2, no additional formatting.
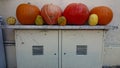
16,3,40,25
41,4,62,25
90,6,113,25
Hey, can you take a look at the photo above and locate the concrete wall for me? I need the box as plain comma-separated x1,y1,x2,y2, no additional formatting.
0,0,120,68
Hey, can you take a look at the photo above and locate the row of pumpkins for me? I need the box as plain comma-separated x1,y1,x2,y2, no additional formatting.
14,2,113,26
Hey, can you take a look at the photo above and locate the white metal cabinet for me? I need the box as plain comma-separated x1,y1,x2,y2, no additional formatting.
15,30,59,68
15,30,103,68
62,30,103,68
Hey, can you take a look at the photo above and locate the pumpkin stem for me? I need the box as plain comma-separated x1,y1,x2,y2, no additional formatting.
28,2,31,4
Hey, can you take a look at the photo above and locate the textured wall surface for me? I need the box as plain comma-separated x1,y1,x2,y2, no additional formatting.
0,0,120,68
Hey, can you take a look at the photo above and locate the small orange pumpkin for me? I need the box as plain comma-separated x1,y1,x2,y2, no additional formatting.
90,6,113,25
16,3,40,25
41,3,62,25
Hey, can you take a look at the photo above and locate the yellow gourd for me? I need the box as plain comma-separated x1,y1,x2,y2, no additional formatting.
88,14,98,26
35,15,44,25
6,16,16,25
57,16,67,26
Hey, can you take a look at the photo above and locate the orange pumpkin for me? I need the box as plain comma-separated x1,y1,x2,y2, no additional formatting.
41,3,62,25
16,3,40,25
90,6,113,25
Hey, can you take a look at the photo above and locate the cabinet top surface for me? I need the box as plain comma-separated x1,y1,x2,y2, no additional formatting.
0,25,118,30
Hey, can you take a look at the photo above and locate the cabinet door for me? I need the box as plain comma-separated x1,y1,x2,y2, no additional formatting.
62,30,103,68
15,30,59,68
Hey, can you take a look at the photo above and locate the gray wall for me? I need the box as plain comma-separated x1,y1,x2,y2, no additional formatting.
0,0,120,68
0,22,6,68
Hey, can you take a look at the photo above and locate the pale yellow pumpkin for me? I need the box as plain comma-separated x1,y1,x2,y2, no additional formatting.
88,14,98,26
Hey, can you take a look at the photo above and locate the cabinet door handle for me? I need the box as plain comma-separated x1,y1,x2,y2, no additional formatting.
54,53,56,55
64,53,66,55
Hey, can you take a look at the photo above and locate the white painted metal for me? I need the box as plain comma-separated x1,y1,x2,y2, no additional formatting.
15,30,59,68
62,30,103,68
0,25,116,30
15,30,104,68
